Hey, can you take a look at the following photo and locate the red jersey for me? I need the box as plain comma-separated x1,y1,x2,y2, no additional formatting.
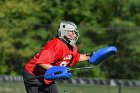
24,37,80,85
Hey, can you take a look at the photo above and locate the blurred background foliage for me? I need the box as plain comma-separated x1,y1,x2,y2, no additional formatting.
0,0,140,80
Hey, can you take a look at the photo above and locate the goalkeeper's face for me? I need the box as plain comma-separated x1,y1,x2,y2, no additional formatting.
68,31,77,40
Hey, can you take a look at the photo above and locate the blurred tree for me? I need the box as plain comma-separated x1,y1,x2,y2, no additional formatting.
0,0,52,74
0,0,140,80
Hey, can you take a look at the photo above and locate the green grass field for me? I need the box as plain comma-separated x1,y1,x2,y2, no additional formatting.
0,81,139,93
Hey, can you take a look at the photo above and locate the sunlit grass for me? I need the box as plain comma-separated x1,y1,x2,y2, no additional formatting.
0,82,140,93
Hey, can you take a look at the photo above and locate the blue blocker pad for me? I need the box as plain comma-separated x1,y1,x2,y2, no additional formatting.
44,66,72,80
89,46,117,65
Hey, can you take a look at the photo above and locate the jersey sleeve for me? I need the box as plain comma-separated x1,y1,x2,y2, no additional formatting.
36,38,63,65
36,50,55,64
69,52,80,66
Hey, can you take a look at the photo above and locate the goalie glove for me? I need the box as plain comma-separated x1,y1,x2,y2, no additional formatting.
88,46,117,65
86,52,95,57
44,66,72,80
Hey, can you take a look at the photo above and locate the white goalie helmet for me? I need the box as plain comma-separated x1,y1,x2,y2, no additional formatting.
58,21,80,46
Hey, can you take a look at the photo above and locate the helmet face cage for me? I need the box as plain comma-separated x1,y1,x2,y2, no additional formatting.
58,21,80,45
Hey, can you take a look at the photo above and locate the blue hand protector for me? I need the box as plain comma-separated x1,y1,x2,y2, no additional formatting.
89,46,117,65
44,66,72,80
